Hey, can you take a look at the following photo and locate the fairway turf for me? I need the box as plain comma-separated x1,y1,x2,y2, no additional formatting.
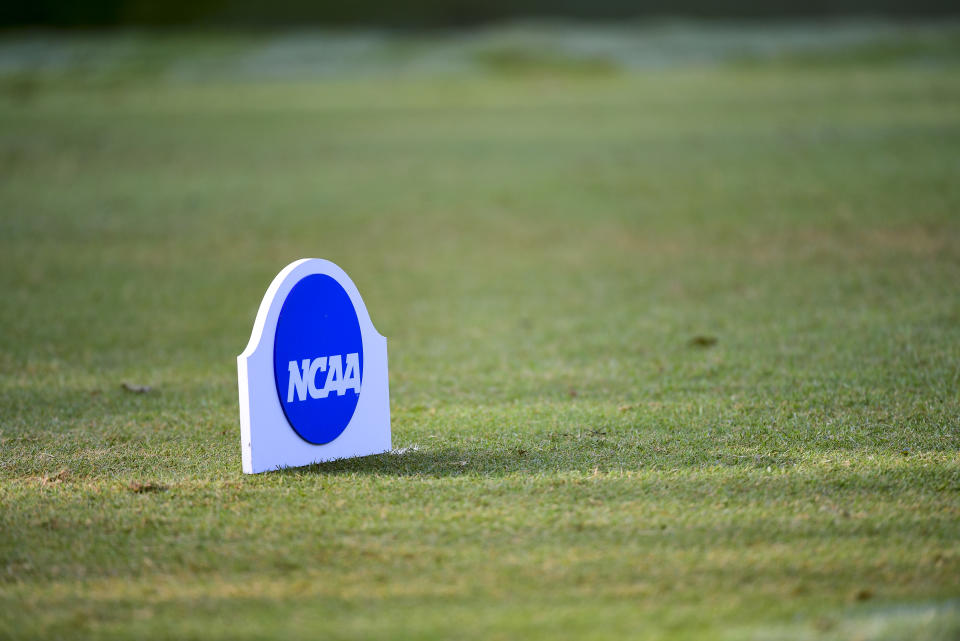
1,25,960,640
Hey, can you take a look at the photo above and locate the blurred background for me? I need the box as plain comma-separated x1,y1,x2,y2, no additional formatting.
1,1,959,399
1,0,958,383
3,0,959,27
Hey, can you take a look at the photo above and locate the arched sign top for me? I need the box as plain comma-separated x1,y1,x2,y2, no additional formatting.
240,259,383,362
237,259,391,474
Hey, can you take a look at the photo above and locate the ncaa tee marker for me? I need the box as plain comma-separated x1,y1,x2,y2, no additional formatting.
237,259,390,473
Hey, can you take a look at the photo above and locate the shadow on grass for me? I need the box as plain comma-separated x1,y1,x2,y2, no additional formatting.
276,445,569,478
271,425,954,495
274,447,957,511
277,446,778,479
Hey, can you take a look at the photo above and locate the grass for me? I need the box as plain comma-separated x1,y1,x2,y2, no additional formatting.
1,24,959,640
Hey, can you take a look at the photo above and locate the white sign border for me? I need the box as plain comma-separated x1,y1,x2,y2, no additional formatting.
238,259,391,474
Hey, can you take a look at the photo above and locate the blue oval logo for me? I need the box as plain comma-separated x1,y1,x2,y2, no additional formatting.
273,274,363,444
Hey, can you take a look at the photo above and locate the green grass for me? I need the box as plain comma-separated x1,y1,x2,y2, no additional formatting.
1,25,959,640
